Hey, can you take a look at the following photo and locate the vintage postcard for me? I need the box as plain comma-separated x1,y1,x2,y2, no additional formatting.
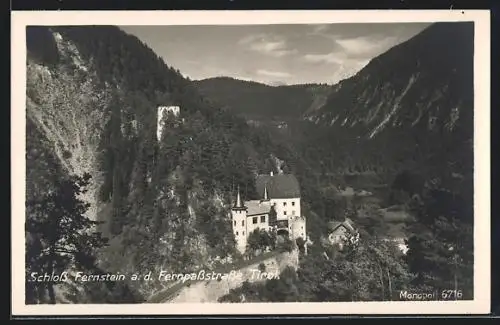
11,10,490,316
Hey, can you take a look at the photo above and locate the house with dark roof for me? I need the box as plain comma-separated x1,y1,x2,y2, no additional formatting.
231,171,306,254
327,218,359,249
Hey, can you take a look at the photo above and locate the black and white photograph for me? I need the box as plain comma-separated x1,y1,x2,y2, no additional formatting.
12,10,490,315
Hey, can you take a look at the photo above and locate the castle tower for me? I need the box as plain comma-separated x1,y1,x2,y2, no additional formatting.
290,215,307,254
290,215,307,241
231,187,248,254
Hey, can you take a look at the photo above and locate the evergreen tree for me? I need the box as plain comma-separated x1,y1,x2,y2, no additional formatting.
405,187,474,299
296,237,412,302
25,173,108,304
246,229,275,256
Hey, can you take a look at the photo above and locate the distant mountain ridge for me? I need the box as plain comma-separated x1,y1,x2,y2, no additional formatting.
194,22,474,189
194,76,331,120
305,22,474,138
295,22,474,191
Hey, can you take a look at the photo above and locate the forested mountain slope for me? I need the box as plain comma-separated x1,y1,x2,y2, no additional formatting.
25,25,283,303
194,77,331,121
206,22,476,302
24,21,476,304
301,22,474,184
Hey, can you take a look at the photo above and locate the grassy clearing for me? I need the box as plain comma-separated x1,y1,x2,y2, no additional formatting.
380,206,412,222
378,205,413,238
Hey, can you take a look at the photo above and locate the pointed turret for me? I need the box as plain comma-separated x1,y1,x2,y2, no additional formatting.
230,185,247,254
260,184,269,203
236,187,242,208
233,186,246,210
261,184,270,202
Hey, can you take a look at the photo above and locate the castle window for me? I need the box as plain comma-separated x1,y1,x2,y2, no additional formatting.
233,220,236,226
292,210,295,215
242,220,245,226
283,202,287,206
242,231,245,235
236,231,239,236
301,226,304,230
260,215,266,223
253,217,258,224
284,211,287,215
292,201,295,206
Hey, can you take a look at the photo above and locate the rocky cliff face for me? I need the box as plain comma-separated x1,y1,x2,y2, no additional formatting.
27,31,113,220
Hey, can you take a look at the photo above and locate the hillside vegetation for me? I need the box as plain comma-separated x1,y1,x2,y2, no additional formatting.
194,77,331,120
25,22,475,303
202,22,475,302
26,26,286,303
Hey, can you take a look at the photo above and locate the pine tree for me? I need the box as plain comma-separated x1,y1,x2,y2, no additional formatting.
405,187,474,299
26,173,108,304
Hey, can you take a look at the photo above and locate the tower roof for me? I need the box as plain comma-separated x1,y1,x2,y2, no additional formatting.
256,174,301,199
232,186,247,210
263,184,269,201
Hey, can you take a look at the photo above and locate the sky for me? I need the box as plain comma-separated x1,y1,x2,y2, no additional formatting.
119,23,431,86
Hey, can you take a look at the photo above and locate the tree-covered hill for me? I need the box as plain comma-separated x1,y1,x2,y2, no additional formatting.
301,22,474,183
203,22,476,302
25,25,286,303
194,76,331,121
24,21,476,304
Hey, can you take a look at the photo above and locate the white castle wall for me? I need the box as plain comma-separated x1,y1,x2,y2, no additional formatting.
245,213,271,237
231,209,248,254
269,197,301,221
290,216,306,240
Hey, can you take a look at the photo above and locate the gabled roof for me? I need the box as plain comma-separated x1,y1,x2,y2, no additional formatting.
255,174,301,199
245,200,272,216
328,218,356,233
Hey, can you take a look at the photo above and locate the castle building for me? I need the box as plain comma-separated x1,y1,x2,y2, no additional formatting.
231,171,307,254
